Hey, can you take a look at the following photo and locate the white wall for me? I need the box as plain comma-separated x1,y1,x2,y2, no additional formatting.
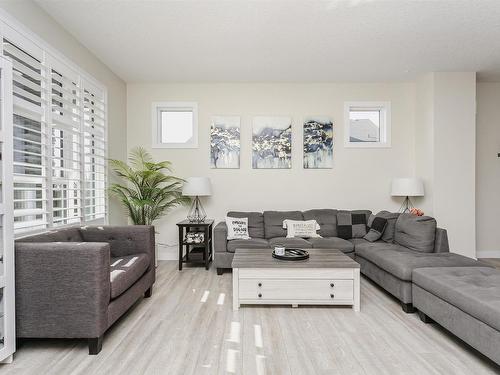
0,0,128,225
476,82,500,257
127,83,415,258
414,74,434,214
414,73,477,258
433,73,477,258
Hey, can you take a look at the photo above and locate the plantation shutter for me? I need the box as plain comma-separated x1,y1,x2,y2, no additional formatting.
49,58,82,226
82,80,106,222
2,31,48,234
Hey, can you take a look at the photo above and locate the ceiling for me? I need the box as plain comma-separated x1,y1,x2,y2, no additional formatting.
35,0,500,83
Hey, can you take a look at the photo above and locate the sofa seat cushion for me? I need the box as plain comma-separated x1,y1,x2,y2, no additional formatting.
110,254,150,299
264,211,303,239
413,267,500,331
268,237,312,249
227,238,270,253
308,237,354,253
355,242,486,281
303,209,338,237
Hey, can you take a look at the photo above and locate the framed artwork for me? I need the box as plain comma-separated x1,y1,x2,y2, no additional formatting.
210,116,240,168
303,116,333,169
252,116,292,169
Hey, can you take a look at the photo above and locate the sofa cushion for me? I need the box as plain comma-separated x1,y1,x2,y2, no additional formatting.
308,237,354,253
263,211,303,239
413,267,500,332
302,209,338,237
376,211,400,243
110,254,150,299
227,211,264,238
356,243,487,281
227,238,270,253
18,227,83,243
394,214,436,252
268,237,312,248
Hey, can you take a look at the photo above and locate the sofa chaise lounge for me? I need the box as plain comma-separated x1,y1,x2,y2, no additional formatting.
413,267,500,366
15,225,155,355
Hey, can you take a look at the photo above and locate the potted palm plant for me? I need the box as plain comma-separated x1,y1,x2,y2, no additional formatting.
109,147,191,225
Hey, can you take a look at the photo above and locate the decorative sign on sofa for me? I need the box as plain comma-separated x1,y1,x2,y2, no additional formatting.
252,116,292,169
303,116,333,169
210,116,241,168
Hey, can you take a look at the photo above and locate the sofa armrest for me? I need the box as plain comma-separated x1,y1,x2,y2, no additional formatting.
434,227,450,253
214,222,228,253
15,242,110,338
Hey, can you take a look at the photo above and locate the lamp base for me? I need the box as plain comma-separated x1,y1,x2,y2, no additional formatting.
187,196,207,223
399,196,414,213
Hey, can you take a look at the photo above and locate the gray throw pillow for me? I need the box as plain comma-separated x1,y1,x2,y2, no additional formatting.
364,215,388,242
376,211,400,243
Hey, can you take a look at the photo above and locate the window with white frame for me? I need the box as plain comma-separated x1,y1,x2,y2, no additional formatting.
152,102,198,148
344,102,391,148
1,21,108,235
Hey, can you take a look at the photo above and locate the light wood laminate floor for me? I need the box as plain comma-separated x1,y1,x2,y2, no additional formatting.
3,261,500,375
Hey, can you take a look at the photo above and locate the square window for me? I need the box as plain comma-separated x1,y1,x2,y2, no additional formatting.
344,102,391,148
152,102,198,148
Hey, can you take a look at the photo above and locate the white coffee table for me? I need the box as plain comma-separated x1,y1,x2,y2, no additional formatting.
231,248,360,311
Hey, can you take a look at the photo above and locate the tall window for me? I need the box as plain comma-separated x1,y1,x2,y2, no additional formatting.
1,25,107,235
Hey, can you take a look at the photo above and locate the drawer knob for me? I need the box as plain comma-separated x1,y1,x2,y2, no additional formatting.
258,293,262,298
330,283,335,288
330,294,335,299
258,282,262,287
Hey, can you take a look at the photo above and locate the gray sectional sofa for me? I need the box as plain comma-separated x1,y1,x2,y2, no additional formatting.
214,209,489,312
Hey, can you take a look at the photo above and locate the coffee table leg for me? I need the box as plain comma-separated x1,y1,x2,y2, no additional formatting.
233,268,239,311
353,268,360,312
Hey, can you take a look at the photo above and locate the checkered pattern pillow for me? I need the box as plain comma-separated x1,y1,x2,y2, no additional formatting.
364,214,388,242
337,211,368,239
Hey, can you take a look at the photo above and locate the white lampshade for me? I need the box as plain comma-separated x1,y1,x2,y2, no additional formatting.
391,177,424,197
182,177,212,196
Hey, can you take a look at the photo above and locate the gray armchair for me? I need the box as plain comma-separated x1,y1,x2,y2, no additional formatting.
15,225,155,355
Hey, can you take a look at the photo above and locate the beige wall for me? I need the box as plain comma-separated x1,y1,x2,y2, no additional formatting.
476,82,500,257
0,0,128,225
127,83,415,258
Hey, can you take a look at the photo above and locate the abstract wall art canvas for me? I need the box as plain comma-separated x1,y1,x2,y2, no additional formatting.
210,116,241,168
303,116,333,169
252,116,292,169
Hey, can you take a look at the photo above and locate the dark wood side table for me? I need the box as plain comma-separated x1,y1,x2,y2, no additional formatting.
176,219,214,271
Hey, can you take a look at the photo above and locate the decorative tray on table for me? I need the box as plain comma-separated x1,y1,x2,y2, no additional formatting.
272,248,309,261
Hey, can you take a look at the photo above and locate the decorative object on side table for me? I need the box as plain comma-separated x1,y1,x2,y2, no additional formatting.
177,219,214,270
182,177,212,222
391,177,424,213
272,248,310,261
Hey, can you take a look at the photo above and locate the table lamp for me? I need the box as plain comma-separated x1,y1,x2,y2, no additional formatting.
391,177,424,213
182,177,212,222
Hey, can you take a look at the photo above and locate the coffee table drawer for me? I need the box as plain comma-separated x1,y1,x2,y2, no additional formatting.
239,279,354,300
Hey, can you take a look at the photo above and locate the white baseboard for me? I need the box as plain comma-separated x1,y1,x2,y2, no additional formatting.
476,250,500,258
157,244,179,260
